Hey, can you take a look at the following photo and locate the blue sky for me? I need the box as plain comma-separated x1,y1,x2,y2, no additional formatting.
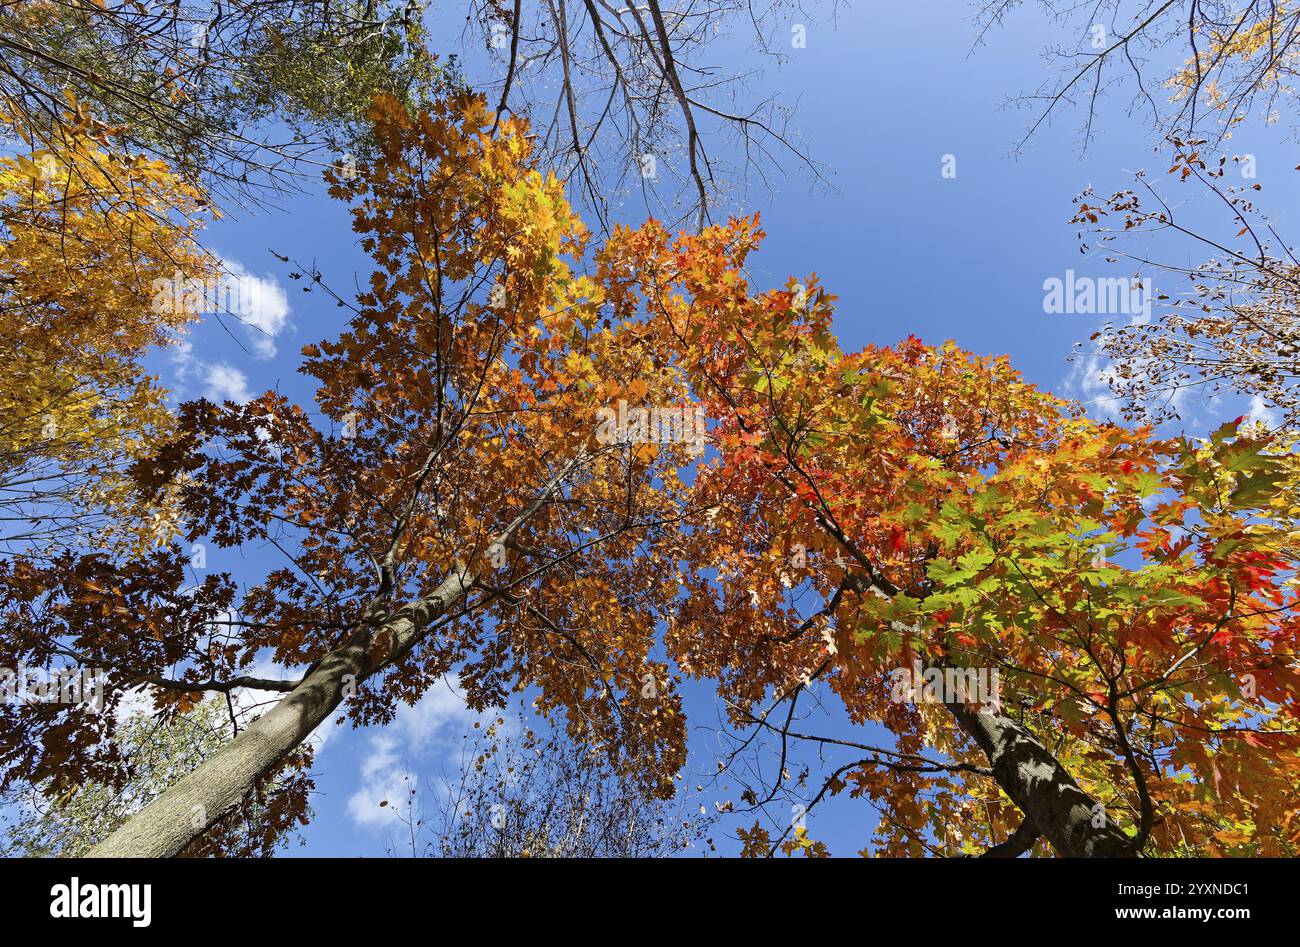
134,2,1300,856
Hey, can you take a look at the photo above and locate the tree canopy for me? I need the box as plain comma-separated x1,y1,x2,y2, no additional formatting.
3,3,1300,863
0,90,1292,858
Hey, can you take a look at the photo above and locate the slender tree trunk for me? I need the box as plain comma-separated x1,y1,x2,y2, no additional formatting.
87,456,585,858
86,569,475,858
944,699,1136,857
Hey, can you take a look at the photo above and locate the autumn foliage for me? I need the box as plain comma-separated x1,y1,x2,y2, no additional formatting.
0,98,212,558
604,215,1300,854
4,92,1299,858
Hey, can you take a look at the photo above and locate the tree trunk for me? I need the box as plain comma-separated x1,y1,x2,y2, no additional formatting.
86,569,475,858
86,456,585,858
83,450,587,858
945,700,1136,857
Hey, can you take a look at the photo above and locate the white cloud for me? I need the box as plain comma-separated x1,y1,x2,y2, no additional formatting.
1065,348,1124,420
346,733,412,829
200,362,253,404
112,685,160,725
168,341,254,404
218,258,290,359
1064,319,1188,423
162,255,290,403
346,678,484,830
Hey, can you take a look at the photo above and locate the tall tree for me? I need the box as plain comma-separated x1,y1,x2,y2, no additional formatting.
9,93,1295,858
0,100,212,558
1,696,309,857
31,90,707,857
593,215,1300,856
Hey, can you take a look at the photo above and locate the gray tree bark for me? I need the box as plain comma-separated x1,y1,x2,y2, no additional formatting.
86,568,475,858
945,699,1137,857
